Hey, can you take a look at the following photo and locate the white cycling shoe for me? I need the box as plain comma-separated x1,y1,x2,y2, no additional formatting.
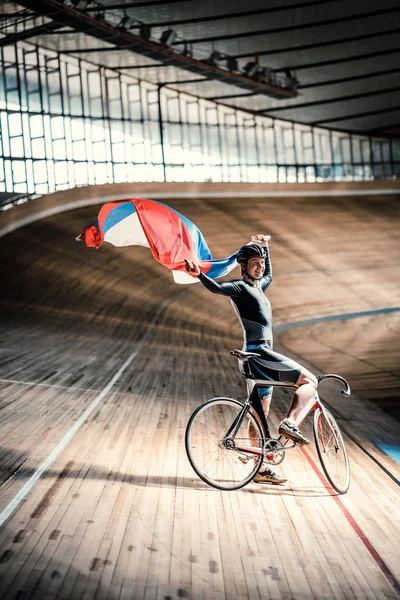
278,418,310,445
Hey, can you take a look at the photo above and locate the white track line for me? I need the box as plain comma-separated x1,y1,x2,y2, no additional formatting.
0,377,98,393
0,377,138,398
0,290,188,528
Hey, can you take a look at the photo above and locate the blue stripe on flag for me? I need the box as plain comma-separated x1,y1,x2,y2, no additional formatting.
154,201,212,261
102,203,137,235
206,255,238,279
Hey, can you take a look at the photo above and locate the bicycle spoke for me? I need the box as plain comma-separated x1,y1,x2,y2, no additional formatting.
186,399,264,490
313,408,350,494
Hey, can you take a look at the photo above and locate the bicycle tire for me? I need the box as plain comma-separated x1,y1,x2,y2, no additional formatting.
185,397,265,490
313,407,350,494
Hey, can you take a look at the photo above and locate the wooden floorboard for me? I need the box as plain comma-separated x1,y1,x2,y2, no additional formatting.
0,194,399,599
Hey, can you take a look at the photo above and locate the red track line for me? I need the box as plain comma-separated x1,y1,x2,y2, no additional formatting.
300,447,400,597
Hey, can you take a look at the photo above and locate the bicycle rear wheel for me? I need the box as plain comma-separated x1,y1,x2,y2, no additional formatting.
313,408,350,494
185,398,264,490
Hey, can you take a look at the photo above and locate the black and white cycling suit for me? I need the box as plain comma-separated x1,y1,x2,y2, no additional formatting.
197,247,302,395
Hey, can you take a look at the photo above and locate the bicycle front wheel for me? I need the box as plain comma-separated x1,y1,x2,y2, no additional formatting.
185,398,264,490
313,408,350,494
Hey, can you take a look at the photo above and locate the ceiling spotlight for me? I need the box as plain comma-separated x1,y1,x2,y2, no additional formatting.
243,61,259,78
139,23,151,40
118,15,130,30
284,69,300,90
70,0,93,8
226,55,238,72
208,51,224,66
182,42,193,57
208,52,238,72
258,66,271,84
160,29,177,47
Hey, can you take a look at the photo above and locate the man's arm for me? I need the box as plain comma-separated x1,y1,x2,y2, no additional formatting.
249,234,273,292
185,260,242,297
260,245,272,292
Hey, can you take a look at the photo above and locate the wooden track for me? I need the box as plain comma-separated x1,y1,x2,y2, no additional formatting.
0,192,399,599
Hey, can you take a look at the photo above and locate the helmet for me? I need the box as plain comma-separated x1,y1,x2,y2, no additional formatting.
236,243,267,263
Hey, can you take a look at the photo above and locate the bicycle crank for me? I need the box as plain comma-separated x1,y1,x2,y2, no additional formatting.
263,439,285,465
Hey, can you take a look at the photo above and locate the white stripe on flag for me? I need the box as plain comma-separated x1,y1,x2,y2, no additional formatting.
172,270,200,284
103,212,149,248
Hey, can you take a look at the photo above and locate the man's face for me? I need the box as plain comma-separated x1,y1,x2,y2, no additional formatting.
246,257,265,279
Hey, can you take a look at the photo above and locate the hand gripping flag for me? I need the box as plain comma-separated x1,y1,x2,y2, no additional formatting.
76,198,238,284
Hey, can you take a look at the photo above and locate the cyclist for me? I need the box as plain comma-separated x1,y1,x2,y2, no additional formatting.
185,234,318,485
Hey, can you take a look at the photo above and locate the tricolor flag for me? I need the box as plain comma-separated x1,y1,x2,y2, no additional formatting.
76,198,238,284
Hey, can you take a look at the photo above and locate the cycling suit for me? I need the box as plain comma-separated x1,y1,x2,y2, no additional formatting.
197,248,302,393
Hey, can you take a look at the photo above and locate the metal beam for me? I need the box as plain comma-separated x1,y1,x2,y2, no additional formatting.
60,46,131,52
208,92,259,101
258,86,400,114
171,6,400,46
232,27,400,60
85,0,196,10
369,123,400,134
159,77,210,86
0,9,32,21
299,67,400,90
114,63,166,69
312,105,400,126
145,0,341,27
274,47,400,73
0,21,63,47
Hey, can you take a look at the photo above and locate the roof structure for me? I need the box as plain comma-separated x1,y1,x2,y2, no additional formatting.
1,0,400,137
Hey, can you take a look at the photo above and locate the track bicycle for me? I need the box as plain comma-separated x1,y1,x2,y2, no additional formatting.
185,349,351,494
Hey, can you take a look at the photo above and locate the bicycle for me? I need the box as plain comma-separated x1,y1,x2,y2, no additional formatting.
185,349,351,494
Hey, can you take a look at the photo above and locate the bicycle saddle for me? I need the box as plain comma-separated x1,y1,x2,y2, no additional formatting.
229,349,261,360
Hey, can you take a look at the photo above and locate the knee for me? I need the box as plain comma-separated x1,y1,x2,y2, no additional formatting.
299,372,318,391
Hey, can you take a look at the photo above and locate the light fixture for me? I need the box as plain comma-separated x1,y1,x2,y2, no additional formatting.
182,42,192,57
139,23,151,40
117,15,130,30
160,29,177,47
70,0,94,8
284,69,300,90
207,52,238,72
208,51,224,66
226,55,238,72
258,66,271,84
243,61,259,78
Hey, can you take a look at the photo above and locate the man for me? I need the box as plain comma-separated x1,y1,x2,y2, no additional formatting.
185,234,318,484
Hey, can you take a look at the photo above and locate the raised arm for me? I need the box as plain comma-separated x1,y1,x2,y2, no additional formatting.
260,245,272,291
250,234,272,292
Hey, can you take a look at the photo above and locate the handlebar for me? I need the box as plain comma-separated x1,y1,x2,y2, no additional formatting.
317,374,351,397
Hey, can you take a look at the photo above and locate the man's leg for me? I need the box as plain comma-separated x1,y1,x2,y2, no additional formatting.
248,388,272,446
287,369,318,424
249,390,287,484
279,368,318,445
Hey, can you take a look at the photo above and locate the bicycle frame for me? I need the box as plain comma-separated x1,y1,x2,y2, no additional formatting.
223,373,348,457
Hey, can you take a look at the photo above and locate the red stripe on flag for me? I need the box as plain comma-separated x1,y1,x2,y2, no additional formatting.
134,198,195,269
